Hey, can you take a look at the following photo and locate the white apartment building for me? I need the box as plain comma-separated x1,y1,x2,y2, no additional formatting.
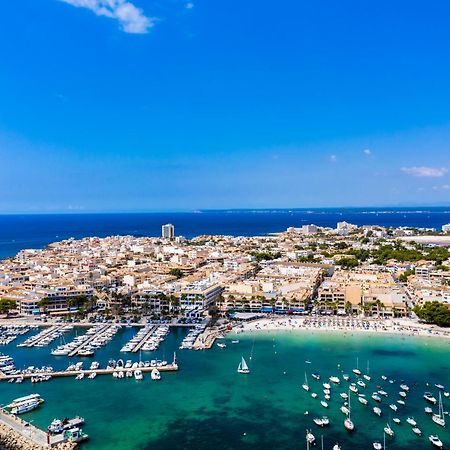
162,223,175,240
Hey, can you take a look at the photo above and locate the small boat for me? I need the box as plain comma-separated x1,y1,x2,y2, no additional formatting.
75,373,84,380
151,368,161,380
384,423,394,437
231,340,239,344
350,384,358,393
432,392,446,427
400,384,409,391
363,361,371,381
88,372,96,379
357,379,366,388
381,375,387,381
313,416,329,427
389,404,397,412
302,372,310,392
358,396,368,405
424,392,437,404
340,406,349,415
217,343,226,349
372,393,382,402
353,357,361,376
425,407,433,414
320,400,328,408
134,369,143,380
311,393,318,398
378,390,388,397
373,442,382,450
333,445,341,450
399,391,407,398
397,400,405,405
340,392,348,400
393,418,401,424
323,383,331,389
343,374,349,381
373,407,382,416
444,392,449,398
412,427,422,436
306,430,315,445
344,391,354,431
406,417,417,426
312,373,321,380
237,357,250,374
329,376,340,384
435,384,445,390
429,435,443,449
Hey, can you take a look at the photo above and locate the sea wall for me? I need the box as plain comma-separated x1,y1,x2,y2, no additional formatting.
0,423,76,450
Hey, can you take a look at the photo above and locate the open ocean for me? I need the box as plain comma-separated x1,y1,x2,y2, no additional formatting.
0,328,449,449
1,208,450,260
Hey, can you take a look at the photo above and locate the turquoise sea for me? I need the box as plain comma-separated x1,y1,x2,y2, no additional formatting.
1,327,449,449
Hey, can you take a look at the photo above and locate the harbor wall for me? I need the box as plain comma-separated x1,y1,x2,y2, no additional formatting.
0,423,76,450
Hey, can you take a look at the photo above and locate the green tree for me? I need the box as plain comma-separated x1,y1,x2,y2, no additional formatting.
169,268,184,279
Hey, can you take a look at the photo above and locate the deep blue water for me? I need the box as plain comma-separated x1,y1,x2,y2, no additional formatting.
1,208,450,259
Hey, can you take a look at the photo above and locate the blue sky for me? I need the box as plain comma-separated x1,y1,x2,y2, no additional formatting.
1,0,450,212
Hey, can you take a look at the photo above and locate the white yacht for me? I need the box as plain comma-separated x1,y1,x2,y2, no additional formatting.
340,392,348,400
389,404,397,412
400,384,409,391
393,418,401,424
344,391,354,431
340,405,349,415
237,357,250,374
151,368,161,380
357,379,366,388
302,372,310,391
406,417,417,426
363,361,371,381
432,392,446,427
372,393,382,402
329,376,340,384
429,435,443,449
352,357,361,376
358,396,368,405
412,427,422,436
424,392,437,404
373,407,382,416
134,369,143,380
320,400,328,408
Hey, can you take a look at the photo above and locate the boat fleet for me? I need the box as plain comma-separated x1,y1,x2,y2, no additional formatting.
18,325,73,348
179,324,207,349
300,358,447,449
120,325,169,352
51,324,120,356
0,325,33,345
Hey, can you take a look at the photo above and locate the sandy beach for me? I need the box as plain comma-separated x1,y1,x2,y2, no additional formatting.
236,316,450,340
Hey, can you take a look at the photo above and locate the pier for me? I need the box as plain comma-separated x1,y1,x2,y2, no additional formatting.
0,363,179,381
23,326,66,348
131,326,157,353
67,324,113,357
0,407,74,448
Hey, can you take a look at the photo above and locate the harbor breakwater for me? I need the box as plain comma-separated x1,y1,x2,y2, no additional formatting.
0,423,77,450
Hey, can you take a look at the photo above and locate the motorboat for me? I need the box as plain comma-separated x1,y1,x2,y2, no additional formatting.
332,445,341,450
343,374,349,381
134,369,143,380
323,383,331,389
313,416,329,427
350,384,358,393
397,400,405,405
424,392,437,404
425,407,433,414
151,368,161,380
373,442,382,450
393,418,401,424
412,427,422,436
378,390,388,397
429,435,443,448
340,392,348,400
320,400,328,408
400,384,409,391
389,404,397,412
373,407,382,416
340,406,349,415
358,396,368,405
311,393,318,399
357,379,366,388
435,384,445,390
406,417,417,426
312,373,320,380
372,393,382,402
353,357,361,376
399,391,407,398
217,343,226,349
329,376,340,384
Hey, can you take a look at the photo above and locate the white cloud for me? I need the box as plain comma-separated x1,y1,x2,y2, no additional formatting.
363,148,372,156
59,0,154,34
432,184,450,191
400,166,448,178
185,2,194,9
329,154,337,162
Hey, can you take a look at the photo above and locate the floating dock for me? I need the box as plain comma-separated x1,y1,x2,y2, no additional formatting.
22,325,66,348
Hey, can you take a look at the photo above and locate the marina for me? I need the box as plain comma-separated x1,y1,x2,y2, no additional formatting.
0,325,448,449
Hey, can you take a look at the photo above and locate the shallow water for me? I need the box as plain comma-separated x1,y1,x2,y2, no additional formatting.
1,327,449,449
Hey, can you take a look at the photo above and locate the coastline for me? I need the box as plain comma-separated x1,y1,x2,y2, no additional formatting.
235,316,450,341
